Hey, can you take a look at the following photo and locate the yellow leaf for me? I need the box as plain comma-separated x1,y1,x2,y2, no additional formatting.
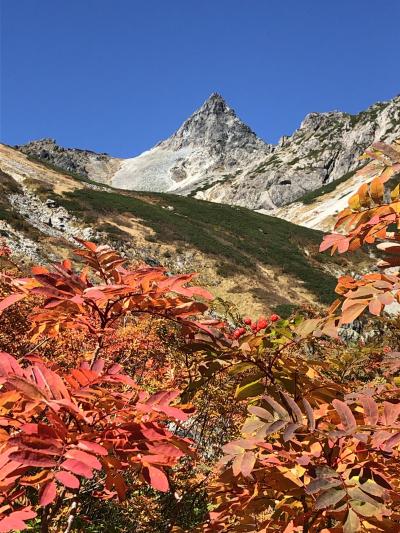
306,368,318,379
391,183,400,200
369,177,384,203
349,194,361,210
282,469,303,487
291,465,306,477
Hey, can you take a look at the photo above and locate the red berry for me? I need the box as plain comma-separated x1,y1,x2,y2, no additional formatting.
243,317,252,325
270,314,280,322
251,323,258,332
257,318,268,330
383,346,391,353
233,327,246,339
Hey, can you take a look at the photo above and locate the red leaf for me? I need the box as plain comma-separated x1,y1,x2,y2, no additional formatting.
0,352,24,378
283,423,300,442
65,449,101,470
263,395,289,419
0,293,26,314
7,376,46,400
319,234,343,253
31,266,49,275
106,472,127,501
0,508,36,533
368,299,383,316
9,451,57,468
39,480,57,506
306,477,341,494
314,488,346,510
340,301,368,324
142,465,169,492
77,440,108,456
240,450,256,477
360,396,379,426
61,459,94,479
55,471,80,489
302,398,315,431
383,402,400,425
382,432,400,452
146,442,185,459
281,392,303,423
332,399,357,432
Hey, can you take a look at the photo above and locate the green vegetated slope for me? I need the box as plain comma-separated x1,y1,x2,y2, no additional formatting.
1,145,368,309
39,182,355,306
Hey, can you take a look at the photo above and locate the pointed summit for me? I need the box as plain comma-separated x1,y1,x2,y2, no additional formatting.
198,92,230,114
111,93,272,192
167,92,264,152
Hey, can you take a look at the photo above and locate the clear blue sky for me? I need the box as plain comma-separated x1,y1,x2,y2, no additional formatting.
1,0,399,157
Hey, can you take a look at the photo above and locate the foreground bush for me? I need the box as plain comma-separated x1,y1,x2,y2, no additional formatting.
0,140,398,532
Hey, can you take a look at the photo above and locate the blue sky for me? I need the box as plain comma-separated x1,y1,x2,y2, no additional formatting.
1,0,399,157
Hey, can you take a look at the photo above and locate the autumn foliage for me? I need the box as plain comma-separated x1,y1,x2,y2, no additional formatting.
0,140,399,532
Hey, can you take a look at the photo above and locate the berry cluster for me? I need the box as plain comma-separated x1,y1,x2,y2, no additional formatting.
232,314,280,339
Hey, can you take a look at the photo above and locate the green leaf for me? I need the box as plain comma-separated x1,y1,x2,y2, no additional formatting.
235,380,264,400
348,486,381,506
228,362,257,375
360,479,385,498
314,488,346,510
344,509,361,533
350,500,382,517
306,477,341,494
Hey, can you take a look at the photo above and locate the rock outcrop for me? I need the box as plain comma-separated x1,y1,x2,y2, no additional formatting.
17,138,121,184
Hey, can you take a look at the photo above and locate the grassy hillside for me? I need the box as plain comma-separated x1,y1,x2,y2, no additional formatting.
36,180,357,304
0,144,369,313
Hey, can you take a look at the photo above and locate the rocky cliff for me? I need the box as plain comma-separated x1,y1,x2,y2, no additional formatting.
201,96,400,210
16,93,400,212
17,138,120,184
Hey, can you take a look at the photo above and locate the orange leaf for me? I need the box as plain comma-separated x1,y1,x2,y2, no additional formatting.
340,301,368,323
369,177,384,203
368,299,383,316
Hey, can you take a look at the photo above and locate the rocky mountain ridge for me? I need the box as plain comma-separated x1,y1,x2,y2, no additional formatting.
17,138,121,184
16,93,400,214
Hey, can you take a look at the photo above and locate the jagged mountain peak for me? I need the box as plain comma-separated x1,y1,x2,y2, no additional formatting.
163,92,265,152
187,92,235,122
107,93,272,192
200,92,229,110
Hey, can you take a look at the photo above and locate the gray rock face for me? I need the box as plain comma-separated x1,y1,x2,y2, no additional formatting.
202,96,400,210
17,138,121,184
8,187,96,243
111,93,272,192
17,93,400,211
